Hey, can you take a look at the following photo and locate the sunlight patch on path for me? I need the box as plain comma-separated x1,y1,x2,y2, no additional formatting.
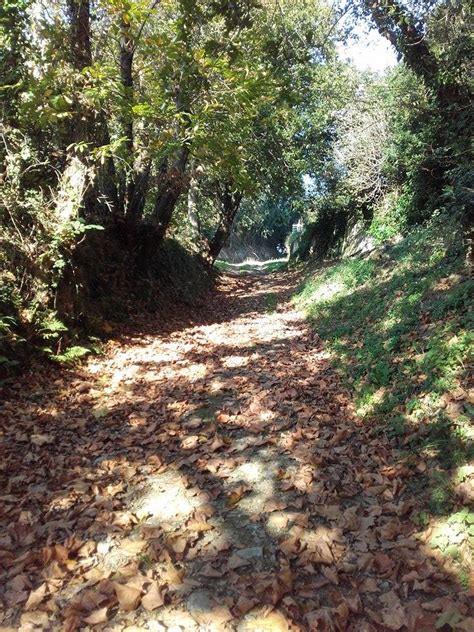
1,269,471,631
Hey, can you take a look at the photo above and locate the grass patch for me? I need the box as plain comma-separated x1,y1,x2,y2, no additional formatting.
294,217,473,520
265,292,278,313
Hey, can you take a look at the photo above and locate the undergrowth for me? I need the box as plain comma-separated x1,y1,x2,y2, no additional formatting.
1,233,213,376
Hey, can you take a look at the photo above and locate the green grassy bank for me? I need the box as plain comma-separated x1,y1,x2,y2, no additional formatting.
294,217,473,519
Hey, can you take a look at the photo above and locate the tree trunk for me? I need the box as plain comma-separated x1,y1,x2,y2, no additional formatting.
363,1,469,110
151,146,190,242
119,17,137,217
208,184,242,263
65,1,96,217
363,1,438,84
67,0,92,70
95,117,120,220
187,164,201,239
126,162,151,224
119,18,134,153
66,0,92,146
134,150,189,271
362,0,470,215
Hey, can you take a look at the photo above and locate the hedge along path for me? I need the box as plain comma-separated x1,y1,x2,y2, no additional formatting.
0,269,472,631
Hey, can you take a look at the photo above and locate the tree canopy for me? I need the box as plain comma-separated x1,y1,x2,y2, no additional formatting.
1,0,472,363
1,6,472,629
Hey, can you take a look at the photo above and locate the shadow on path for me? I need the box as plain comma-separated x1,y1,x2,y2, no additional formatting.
0,268,472,631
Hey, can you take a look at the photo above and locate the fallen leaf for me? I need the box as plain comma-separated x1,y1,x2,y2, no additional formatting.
321,566,339,585
234,595,259,616
187,520,213,532
24,583,47,610
199,563,224,578
227,488,244,507
171,537,187,554
20,611,50,628
241,608,290,631
83,607,108,624
380,590,407,630
141,582,164,611
114,582,142,612
228,553,250,570
30,434,54,446
120,539,147,555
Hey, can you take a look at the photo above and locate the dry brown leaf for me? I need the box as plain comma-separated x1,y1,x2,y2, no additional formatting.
162,561,184,587
264,500,287,512
276,468,290,480
24,582,47,610
305,608,332,629
380,591,407,631
171,537,187,554
421,596,457,612
227,489,244,507
71,588,107,612
187,520,213,532
105,482,124,497
345,592,363,613
234,595,259,616
141,582,164,611
321,566,339,585
83,607,108,625
242,608,290,631
20,610,50,628
114,582,142,612
311,541,333,564
120,539,147,555
31,434,54,446
199,563,224,578
278,537,299,556
209,435,226,451
381,607,407,631
360,577,380,593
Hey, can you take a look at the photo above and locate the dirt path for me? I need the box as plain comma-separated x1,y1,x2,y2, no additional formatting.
0,271,471,631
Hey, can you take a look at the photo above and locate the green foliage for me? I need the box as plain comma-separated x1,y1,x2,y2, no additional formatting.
294,21,472,261
264,292,278,313
235,197,301,253
0,0,31,122
429,508,474,553
2,0,472,370
381,67,443,226
429,471,452,516
51,345,92,365
367,192,405,244
0,125,104,365
295,217,471,418
294,216,472,514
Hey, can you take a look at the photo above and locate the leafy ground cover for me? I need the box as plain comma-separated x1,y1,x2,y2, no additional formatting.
0,265,472,631
294,219,473,572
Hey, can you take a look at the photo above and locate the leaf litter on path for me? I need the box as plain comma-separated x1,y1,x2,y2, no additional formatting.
0,270,472,630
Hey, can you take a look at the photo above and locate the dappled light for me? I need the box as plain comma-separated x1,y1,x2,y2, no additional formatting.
1,0,472,629
1,267,472,630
